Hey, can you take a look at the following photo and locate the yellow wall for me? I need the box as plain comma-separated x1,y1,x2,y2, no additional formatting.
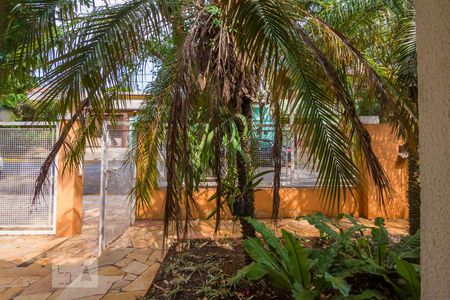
136,124,408,220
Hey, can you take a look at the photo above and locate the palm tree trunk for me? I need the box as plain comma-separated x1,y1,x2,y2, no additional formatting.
258,98,264,139
237,97,256,240
0,2,6,51
272,99,282,220
408,149,421,235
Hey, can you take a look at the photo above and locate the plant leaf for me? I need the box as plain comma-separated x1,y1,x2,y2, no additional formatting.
302,213,338,238
324,272,351,297
282,229,310,287
396,257,420,300
229,262,267,284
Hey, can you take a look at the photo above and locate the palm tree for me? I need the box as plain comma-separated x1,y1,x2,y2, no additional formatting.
395,8,419,235
315,0,419,234
6,0,395,242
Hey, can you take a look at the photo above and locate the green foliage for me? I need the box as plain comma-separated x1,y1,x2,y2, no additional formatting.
234,215,420,299
0,93,26,110
389,232,420,266
205,5,221,28
396,257,420,300
200,114,275,219
0,65,36,119
7,0,415,242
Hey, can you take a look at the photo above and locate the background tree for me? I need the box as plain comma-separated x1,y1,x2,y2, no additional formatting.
0,1,38,119
314,0,419,234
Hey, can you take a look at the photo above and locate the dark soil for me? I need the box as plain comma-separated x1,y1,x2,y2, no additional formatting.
144,237,403,300
143,238,289,299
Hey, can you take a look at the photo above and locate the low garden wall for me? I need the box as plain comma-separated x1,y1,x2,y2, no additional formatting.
136,124,408,220
53,123,407,238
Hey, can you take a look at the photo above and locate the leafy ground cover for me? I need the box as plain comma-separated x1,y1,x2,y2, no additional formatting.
144,215,419,300
236,215,420,299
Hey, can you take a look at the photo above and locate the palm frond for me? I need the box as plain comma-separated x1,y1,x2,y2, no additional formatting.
396,9,417,96
35,0,166,114
314,0,393,33
8,0,91,70
23,0,169,197
162,18,201,241
392,6,417,148
33,97,89,204
226,0,376,211
126,54,175,218
295,23,392,208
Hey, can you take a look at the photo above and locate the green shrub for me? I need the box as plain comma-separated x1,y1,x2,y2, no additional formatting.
232,214,420,299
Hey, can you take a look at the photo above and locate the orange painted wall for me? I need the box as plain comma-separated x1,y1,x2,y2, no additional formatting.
136,188,358,220
358,124,408,219
136,124,408,220
56,122,84,237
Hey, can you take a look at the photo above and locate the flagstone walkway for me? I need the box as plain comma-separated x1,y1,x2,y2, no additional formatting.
0,217,408,300
0,220,167,300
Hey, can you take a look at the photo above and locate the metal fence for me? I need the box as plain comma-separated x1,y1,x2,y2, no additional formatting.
253,124,318,187
0,122,57,234
156,124,318,188
98,122,135,254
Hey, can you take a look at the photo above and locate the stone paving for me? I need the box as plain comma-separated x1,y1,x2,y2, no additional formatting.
0,217,408,300
0,194,167,300
0,220,167,300
0,236,66,266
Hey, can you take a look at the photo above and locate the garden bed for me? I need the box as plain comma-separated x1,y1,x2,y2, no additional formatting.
143,238,400,300
143,216,417,300
144,238,286,299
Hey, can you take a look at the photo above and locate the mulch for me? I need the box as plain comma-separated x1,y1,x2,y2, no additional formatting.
144,238,288,299
144,237,402,300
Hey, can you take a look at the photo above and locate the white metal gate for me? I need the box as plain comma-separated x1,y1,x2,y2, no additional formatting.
98,122,135,254
0,122,57,234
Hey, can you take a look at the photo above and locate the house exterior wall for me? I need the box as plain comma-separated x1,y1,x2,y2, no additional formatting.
416,0,450,298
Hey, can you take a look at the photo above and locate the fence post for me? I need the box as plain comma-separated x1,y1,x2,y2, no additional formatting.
55,121,84,237
130,162,136,226
98,123,108,255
